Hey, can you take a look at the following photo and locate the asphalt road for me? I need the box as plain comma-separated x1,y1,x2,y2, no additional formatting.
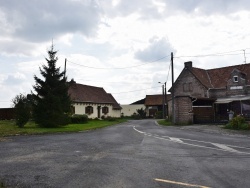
0,120,250,188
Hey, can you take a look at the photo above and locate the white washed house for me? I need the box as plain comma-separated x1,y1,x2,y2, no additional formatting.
68,81,121,118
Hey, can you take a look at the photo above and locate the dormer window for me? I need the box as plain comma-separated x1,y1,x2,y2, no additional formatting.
233,76,238,82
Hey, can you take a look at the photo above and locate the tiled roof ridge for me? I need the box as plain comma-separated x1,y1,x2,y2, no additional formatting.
205,63,248,71
191,66,205,70
191,63,249,71
74,83,104,90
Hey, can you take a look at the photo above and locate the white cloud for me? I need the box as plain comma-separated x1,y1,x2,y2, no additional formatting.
1,0,250,107
3,73,26,86
135,37,175,62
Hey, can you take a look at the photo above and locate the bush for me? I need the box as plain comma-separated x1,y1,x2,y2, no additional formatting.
136,108,146,119
101,116,117,121
12,94,31,128
106,116,116,121
70,114,88,124
131,113,141,120
155,111,163,119
225,115,250,130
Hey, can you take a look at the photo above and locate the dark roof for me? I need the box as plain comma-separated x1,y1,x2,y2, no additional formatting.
68,83,121,109
107,93,122,109
130,98,145,105
179,63,250,89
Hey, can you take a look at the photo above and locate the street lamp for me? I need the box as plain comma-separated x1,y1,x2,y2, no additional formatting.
158,82,167,119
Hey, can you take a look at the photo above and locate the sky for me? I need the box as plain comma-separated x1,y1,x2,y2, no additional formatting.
1,0,250,107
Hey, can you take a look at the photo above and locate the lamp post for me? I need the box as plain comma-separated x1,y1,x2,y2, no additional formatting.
158,82,166,119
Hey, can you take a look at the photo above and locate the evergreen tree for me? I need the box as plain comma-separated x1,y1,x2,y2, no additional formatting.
33,44,71,127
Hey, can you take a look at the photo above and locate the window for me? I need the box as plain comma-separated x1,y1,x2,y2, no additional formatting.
183,83,193,92
189,83,193,91
233,76,238,82
85,106,93,115
183,83,188,92
102,106,109,114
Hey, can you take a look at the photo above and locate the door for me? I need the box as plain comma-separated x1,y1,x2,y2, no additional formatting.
97,106,101,118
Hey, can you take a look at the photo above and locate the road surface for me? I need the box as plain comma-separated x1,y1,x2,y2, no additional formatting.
0,119,250,187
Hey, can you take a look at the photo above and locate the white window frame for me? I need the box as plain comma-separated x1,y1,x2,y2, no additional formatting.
233,76,238,82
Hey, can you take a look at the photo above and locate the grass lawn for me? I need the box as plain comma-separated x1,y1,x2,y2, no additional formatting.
0,119,127,137
157,119,173,126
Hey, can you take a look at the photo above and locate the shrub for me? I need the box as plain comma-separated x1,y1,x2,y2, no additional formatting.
106,116,116,121
225,115,250,130
136,108,146,119
12,94,31,128
70,114,88,124
131,113,141,120
155,111,163,119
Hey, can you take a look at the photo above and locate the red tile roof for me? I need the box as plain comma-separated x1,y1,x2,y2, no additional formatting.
68,83,121,109
190,63,250,89
145,94,171,105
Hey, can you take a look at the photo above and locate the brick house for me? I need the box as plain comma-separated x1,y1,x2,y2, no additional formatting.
169,61,250,124
68,81,121,118
145,95,165,117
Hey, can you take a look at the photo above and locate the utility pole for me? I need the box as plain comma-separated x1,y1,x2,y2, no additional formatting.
243,50,246,64
162,85,165,119
171,52,175,124
164,82,167,118
64,58,67,79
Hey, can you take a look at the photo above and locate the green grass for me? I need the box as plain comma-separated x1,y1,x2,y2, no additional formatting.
157,119,173,126
0,180,5,188
0,119,127,137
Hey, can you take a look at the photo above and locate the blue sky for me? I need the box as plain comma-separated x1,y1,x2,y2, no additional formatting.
1,0,250,107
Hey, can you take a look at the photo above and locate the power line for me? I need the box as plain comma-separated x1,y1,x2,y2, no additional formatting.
175,52,243,58
75,79,151,85
165,61,171,86
112,86,161,94
67,55,170,70
175,49,250,59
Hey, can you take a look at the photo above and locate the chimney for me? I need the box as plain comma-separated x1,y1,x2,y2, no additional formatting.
184,61,192,69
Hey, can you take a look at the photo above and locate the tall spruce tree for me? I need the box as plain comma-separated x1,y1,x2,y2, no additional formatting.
33,44,71,127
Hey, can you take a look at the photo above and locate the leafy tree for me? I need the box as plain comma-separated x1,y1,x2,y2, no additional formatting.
12,94,31,128
33,44,71,127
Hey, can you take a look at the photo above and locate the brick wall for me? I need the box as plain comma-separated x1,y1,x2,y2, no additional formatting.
173,68,207,124
175,96,193,124
174,70,207,98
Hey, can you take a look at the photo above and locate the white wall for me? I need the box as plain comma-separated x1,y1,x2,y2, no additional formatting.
73,103,121,118
121,104,146,116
